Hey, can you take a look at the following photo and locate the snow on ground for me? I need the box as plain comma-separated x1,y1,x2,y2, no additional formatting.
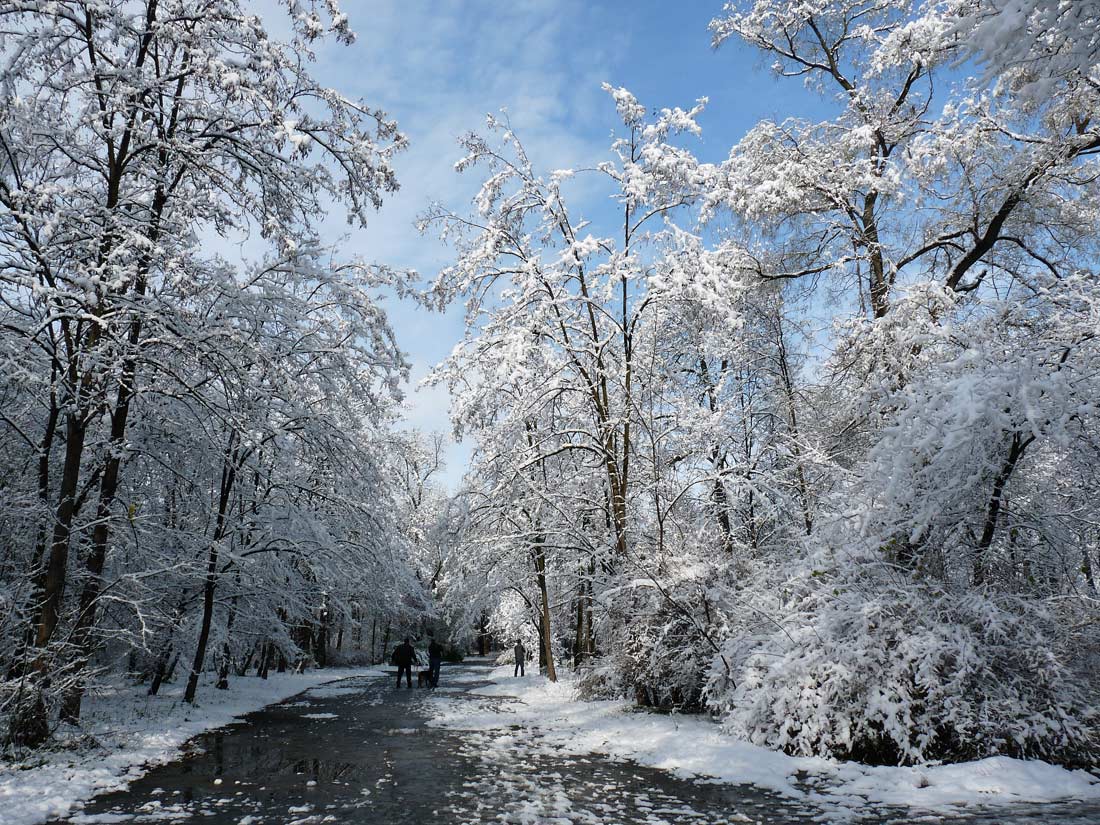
427,664,1100,818
0,665,386,825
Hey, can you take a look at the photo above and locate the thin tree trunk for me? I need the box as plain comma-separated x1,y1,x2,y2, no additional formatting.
572,590,585,668
184,432,239,704
973,431,1034,586
184,543,220,704
773,309,813,535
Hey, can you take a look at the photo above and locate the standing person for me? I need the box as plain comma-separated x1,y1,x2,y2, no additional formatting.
513,640,526,677
427,637,444,688
392,637,415,688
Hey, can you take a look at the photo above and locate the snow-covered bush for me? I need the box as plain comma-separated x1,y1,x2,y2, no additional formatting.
707,557,1097,765
581,591,712,711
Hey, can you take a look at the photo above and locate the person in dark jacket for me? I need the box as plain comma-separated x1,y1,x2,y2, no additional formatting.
427,638,443,688
392,638,415,688
513,640,526,677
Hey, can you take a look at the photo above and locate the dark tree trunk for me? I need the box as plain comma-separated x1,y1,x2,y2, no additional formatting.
533,537,557,682
61,274,149,722
477,613,489,656
862,191,890,319
184,547,219,704
314,605,329,668
10,693,50,748
973,431,1034,586
164,651,181,684
35,414,88,650
148,644,173,696
380,623,391,666
184,433,238,704
572,592,584,668
259,643,272,679
712,472,735,554
11,411,89,746
216,643,230,690
23,385,60,651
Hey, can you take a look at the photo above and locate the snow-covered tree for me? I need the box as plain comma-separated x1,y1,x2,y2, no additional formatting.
0,0,411,745
423,0,1100,766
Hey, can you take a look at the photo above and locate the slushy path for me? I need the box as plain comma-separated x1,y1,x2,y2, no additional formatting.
53,661,1100,825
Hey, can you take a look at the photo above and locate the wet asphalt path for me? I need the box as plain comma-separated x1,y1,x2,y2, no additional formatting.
53,661,1100,825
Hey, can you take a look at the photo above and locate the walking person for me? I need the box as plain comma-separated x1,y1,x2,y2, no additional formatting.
428,637,443,688
513,639,526,677
392,637,415,688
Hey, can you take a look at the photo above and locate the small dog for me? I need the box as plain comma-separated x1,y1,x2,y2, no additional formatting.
417,669,432,688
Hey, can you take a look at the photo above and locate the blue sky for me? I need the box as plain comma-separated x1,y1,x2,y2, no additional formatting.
295,0,834,488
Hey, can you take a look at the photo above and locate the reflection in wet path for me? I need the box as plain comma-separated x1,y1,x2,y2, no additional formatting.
53,663,1100,825
57,673,485,824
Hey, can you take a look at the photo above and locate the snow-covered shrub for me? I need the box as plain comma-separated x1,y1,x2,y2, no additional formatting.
707,557,1097,765
577,565,717,711
619,600,711,711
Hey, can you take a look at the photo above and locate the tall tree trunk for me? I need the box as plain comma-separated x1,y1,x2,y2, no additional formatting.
17,409,91,745
185,541,220,704
6,386,60,689
54,157,167,720
35,414,88,650
862,192,890,319
477,614,488,656
25,385,60,640
216,643,231,690
184,432,238,704
572,590,585,668
533,537,557,682
61,340,142,721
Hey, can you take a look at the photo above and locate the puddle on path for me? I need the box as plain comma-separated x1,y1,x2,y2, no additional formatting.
52,663,1100,825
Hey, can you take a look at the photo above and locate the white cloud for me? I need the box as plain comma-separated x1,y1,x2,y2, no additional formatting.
308,0,627,488
243,0,633,489
312,0,622,266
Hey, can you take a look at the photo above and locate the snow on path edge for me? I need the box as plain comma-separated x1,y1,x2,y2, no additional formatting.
427,664,1100,816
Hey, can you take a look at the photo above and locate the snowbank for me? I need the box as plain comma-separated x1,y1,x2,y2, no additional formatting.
427,665,1100,817
0,666,385,825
